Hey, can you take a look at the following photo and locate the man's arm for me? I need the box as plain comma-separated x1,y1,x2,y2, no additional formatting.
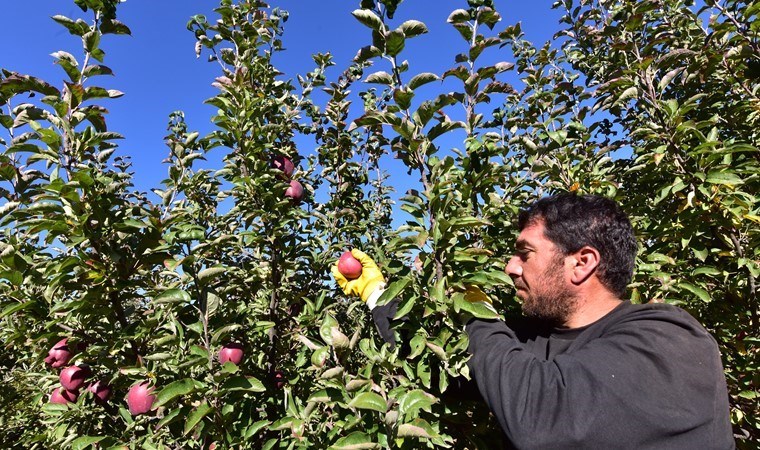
370,299,400,348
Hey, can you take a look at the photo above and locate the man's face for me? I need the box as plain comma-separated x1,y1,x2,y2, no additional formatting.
505,220,577,325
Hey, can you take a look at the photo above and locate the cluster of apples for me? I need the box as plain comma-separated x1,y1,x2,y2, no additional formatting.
217,344,288,389
45,338,113,406
124,343,249,416
272,155,304,204
45,339,282,415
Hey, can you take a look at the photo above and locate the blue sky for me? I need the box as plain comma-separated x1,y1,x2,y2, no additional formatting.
1,1,563,199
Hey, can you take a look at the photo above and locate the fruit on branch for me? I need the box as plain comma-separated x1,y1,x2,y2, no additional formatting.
219,343,245,365
271,155,295,178
271,370,286,389
60,365,92,391
127,381,156,415
413,255,423,272
88,380,113,404
337,251,363,280
284,180,304,203
44,338,76,369
50,387,78,405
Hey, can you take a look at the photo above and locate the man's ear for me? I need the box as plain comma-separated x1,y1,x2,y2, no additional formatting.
569,246,600,285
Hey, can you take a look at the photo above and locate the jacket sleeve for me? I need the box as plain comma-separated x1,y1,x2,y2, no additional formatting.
465,312,733,449
370,299,400,348
371,300,482,401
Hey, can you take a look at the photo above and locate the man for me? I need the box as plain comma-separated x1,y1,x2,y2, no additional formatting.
332,194,734,449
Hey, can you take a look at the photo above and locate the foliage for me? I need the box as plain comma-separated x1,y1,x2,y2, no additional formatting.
0,0,757,448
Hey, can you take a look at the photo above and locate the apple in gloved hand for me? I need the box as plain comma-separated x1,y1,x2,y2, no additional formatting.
331,249,386,309
337,251,363,279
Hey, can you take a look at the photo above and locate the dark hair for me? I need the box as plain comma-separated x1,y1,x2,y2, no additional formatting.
517,194,637,297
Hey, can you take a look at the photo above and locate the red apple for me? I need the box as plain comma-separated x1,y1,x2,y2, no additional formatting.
219,343,245,365
337,251,363,280
284,180,304,203
60,365,91,391
271,370,286,389
45,338,74,369
127,381,156,416
271,155,295,178
50,387,78,405
88,380,113,403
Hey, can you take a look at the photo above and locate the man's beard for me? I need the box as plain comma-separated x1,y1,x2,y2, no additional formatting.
520,256,578,326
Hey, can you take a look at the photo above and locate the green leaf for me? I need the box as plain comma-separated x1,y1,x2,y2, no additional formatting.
676,282,711,302
153,289,191,304
447,9,470,24
52,15,89,36
394,88,414,110
211,324,242,344
454,294,500,319
658,67,684,91
613,86,638,106
354,45,383,62
100,19,132,35
398,390,437,417
408,73,439,90
0,301,33,319
320,315,339,345
244,420,271,439
154,379,200,408
351,9,383,31
71,436,105,450
51,51,80,83
329,431,380,450
397,418,439,439
82,65,113,77
377,277,410,308
221,376,266,392
385,30,405,57
183,401,213,435
393,296,416,321
398,20,428,38
143,352,173,361
477,7,502,29
198,266,226,282
83,30,101,55
115,218,147,230
692,267,721,276
705,171,743,187
348,392,387,413
308,388,342,403
365,71,394,85
155,405,185,430
0,73,60,100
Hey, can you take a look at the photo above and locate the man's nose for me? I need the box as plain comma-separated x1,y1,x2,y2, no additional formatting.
505,256,522,278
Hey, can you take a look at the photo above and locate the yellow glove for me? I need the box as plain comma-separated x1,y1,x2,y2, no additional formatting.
331,249,386,305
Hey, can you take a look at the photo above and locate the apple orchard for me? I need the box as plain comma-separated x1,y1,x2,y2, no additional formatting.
0,0,758,449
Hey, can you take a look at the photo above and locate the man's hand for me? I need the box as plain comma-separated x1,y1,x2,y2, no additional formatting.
331,249,386,307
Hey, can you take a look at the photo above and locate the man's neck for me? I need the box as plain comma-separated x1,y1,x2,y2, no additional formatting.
564,294,623,329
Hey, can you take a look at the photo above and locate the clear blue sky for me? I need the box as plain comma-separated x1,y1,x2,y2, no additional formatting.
1,1,563,197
